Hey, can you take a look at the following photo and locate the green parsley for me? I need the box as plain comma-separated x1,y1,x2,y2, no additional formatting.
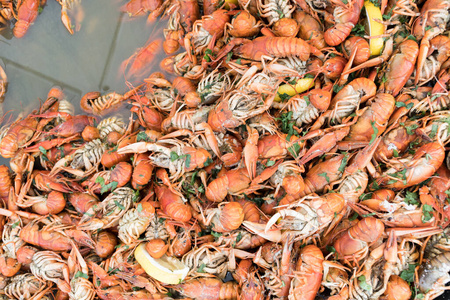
338,153,349,173
395,101,414,109
74,271,89,279
266,160,276,167
369,121,379,144
319,172,330,183
422,204,434,222
400,264,416,282
358,275,372,292
197,263,206,273
404,191,419,205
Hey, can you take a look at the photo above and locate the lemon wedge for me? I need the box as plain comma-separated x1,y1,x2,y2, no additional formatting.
134,243,189,284
364,0,385,56
224,0,239,9
274,78,315,102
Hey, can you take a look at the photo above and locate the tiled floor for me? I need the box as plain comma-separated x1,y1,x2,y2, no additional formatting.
0,0,166,116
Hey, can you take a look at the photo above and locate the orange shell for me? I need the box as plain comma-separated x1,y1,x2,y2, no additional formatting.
82,126,101,142
272,18,300,37
383,275,412,300
32,191,66,215
218,202,244,232
146,239,169,259
95,231,118,258
16,246,38,265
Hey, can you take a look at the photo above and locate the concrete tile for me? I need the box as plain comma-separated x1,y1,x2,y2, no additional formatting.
0,0,122,94
0,62,81,118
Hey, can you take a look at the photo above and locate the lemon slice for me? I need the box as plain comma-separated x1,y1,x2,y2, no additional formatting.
134,243,189,284
224,0,239,9
274,78,315,102
364,0,385,56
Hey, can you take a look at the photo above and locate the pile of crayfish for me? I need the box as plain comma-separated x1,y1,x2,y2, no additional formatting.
1,0,450,298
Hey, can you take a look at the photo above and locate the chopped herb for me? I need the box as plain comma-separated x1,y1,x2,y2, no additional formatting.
362,213,376,217
393,149,399,157
204,157,213,167
226,52,233,63
236,231,243,243
400,264,416,282
422,204,434,222
351,24,366,37
404,124,418,135
404,191,419,205
416,294,424,299
170,151,179,161
349,212,359,221
430,123,438,139
369,0,380,7
211,231,222,239
197,263,206,273
304,95,310,106
132,189,140,202
136,132,151,142
203,48,213,62
114,200,126,211
288,143,301,158
11,221,19,229
372,181,380,190
39,146,47,155
95,176,105,185
185,154,191,168
425,153,432,161
358,275,372,292
236,58,242,65
216,0,225,8
369,121,379,144
395,101,414,109
338,153,349,173
278,111,297,139
382,10,393,20
275,9,285,18
406,35,417,41
327,245,337,253
333,84,344,93
137,203,143,213
303,74,315,79
266,160,275,167
74,271,89,279
319,172,330,183
278,92,292,102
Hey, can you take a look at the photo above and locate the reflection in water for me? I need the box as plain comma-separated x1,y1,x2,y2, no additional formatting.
0,0,170,165
0,0,168,120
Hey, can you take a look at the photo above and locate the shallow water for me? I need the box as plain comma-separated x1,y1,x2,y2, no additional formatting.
0,0,166,117
0,0,168,165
